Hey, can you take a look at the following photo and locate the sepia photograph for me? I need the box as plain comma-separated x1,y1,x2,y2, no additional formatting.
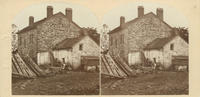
11,2,100,95
0,0,199,96
100,3,189,95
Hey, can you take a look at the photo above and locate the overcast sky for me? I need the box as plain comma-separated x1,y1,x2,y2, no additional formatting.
102,2,189,30
13,2,189,31
13,2,99,30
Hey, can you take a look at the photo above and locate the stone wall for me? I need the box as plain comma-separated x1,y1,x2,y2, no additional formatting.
18,29,38,61
127,13,172,52
109,29,129,62
18,13,81,62
37,13,81,52
109,13,172,63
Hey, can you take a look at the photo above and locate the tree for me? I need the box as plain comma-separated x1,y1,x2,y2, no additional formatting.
172,27,189,43
100,24,109,50
82,27,100,45
11,24,19,51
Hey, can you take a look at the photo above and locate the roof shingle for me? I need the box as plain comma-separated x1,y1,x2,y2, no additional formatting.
17,12,81,34
144,36,175,50
108,12,172,34
53,35,99,50
53,36,83,50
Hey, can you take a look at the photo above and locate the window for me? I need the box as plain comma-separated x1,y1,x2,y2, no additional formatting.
170,43,174,50
115,39,117,48
121,34,124,43
62,58,65,63
19,36,22,45
24,38,26,47
79,44,83,51
30,34,33,43
153,58,156,63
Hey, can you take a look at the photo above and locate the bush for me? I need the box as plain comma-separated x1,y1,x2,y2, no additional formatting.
53,58,62,67
144,58,154,67
155,62,164,70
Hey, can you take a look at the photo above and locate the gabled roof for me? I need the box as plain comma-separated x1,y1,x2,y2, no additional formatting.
144,36,176,50
108,12,172,34
89,34,100,45
17,12,81,34
53,35,99,50
53,36,83,50
80,28,100,45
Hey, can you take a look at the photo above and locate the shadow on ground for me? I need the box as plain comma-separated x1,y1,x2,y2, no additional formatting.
101,71,188,95
12,71,99,95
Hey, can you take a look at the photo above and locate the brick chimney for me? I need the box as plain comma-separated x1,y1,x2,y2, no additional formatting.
65,8,72,21
156,8,163,20
138,6,144,18
47,6,53,18
120,16,125,27
29,16,34,26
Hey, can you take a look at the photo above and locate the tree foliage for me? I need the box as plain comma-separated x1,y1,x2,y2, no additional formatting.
172,27,189,43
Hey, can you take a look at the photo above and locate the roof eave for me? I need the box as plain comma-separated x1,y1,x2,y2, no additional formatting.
16,12,82,34
144,48,162,50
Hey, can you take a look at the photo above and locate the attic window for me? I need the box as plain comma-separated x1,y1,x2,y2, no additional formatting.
121,34,124,43
30,34,33,43
24,38,26,47
79,44,83,51
110,37,113,45
170,43,174,50
19,36,22,45
115,39,117,47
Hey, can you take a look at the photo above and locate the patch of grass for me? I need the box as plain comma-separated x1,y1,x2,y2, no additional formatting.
12,71,99,95
101,71,188,95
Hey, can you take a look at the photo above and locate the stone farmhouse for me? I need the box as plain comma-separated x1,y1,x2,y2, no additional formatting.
108,6,188,68
38,34,100,70
17,6,100,68
144,35,188,68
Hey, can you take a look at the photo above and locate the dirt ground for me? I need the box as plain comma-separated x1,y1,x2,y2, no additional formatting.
101,71,188,95
12,71,99,95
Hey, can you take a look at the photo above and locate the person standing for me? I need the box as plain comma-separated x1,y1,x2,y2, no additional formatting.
153,58,157,70
62,58,66,70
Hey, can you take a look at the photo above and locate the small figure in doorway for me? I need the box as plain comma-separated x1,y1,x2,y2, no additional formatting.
153,58,157,70
66,61,72,70
62,58,66,70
